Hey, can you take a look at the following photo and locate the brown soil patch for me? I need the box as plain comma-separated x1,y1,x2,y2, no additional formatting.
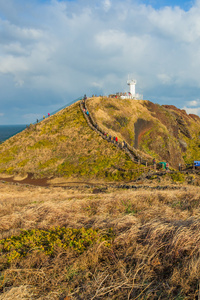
134,118,153,148
0,173,48,186
0,174,113,187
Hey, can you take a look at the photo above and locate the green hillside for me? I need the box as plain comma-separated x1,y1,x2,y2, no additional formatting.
87,97,200,167
0,97,199,181
0,101,140,181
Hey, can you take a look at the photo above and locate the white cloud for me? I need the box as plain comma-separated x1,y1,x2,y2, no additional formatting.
186,99,200,107
183,99,200,116
1,0,200,123
157,73,172,85
182,106,200,116
3,42,29,55
14,77,24,87
103,0,111,12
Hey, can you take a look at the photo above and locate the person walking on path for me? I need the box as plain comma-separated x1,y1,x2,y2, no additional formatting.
153,158,156,170
123,140,127,148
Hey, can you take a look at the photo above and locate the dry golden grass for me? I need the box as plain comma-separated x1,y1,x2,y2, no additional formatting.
0,180,200,299
0,101,139,180
1,181,199,237
87,97,200,167
0,285,35,299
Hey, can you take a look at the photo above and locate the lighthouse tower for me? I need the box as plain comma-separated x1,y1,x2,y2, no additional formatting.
120,78,143,100
127,79,136,98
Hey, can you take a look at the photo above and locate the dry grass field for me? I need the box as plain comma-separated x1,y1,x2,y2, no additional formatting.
0,179,200,299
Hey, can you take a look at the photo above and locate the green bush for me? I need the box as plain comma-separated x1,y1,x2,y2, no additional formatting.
169,172,185,182
29,140,53,149
0,227,113,265
38,158,59,169
18,159,29,167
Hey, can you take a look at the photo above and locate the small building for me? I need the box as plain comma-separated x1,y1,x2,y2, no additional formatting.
121,79,143,100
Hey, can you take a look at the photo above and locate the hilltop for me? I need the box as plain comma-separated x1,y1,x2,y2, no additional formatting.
0,101,139,182
0,97,199,183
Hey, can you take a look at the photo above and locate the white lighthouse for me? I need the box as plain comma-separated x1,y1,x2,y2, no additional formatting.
120,78,143,100
127,79,137,97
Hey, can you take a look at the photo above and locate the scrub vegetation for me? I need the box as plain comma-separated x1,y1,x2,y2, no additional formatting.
0,181,200,299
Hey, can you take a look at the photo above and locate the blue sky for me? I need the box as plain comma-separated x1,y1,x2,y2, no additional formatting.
141,0,194,10
0,0,200,124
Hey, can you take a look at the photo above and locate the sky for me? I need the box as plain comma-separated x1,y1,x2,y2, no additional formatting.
0,0,200,124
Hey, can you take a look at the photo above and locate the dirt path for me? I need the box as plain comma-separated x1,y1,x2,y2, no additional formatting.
0,174,109,188
0,174,48,186
0,173,195,192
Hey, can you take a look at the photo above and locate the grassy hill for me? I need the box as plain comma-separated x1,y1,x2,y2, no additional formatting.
0,97,200,181
0,101,141,182
87,97,200,168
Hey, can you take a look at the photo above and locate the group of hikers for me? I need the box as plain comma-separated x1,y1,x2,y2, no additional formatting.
104,133,129,148
36,113,50,123
82,95,129,150
155,160,170,171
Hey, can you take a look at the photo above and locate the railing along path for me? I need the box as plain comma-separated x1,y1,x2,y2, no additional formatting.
80,99,154,168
